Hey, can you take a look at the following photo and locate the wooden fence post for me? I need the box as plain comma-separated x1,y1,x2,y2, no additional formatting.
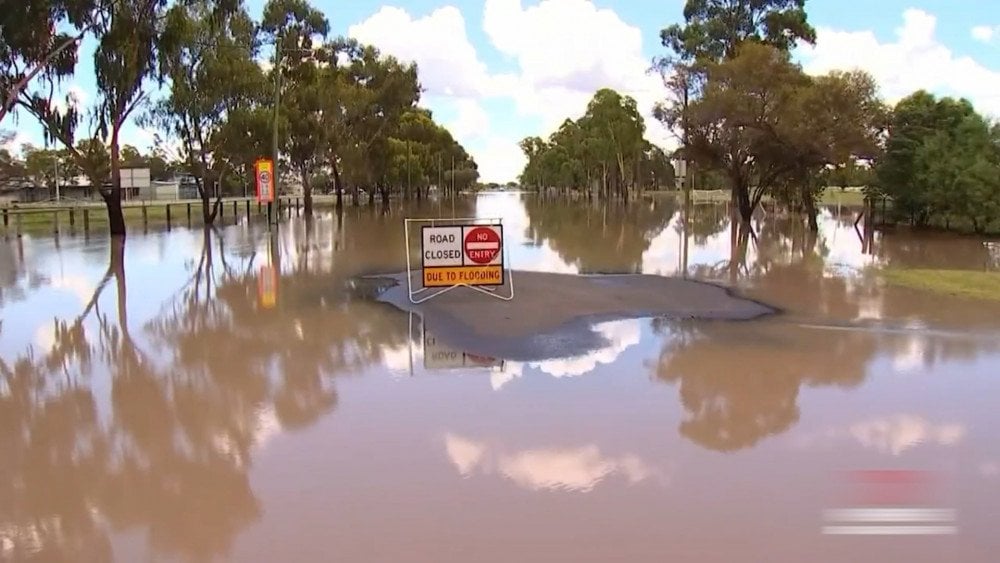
142,205,148,229
245,199,250,220
166,204,172,230
187,203,192,224
53,210,60,235
69,209,75,228
83,209,90,233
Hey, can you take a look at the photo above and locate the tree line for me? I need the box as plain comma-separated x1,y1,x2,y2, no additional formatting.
518,88,676,202
1,0,479,235
521,0,1000,234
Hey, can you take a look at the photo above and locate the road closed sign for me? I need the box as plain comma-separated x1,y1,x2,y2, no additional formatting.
421,224,503,287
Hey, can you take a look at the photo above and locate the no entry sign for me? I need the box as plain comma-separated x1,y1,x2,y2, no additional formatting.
421,224,504,287
464,227,502,265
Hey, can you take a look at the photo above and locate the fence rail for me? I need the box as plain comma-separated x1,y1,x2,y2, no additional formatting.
1,197,305,237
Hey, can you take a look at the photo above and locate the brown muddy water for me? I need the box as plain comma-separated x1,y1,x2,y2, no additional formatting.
1,192,999,562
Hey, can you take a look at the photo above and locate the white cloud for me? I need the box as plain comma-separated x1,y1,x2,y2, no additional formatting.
447,98,491,142
443,433,659,492
800,9,1000,116
972,25,997,43
348,1,673,182
349,6,503,99
483,0,670,143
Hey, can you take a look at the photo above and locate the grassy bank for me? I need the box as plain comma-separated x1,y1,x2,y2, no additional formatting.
882,269,1000,301
649,187,866,206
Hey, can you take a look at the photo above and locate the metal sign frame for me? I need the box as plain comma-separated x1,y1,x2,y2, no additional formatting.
404,217,515,304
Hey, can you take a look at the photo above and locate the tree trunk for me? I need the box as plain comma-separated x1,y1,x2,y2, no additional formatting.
368,186,375,207
332,158,343,210
801,184,819,232
108,128,127,237
379,183,389,207
729,169,753,224
199,179,220,225
110,234,127,329
301,166,313,215
351,185,359,207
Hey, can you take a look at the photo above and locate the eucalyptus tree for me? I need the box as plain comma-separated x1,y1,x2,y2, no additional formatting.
342,45,420,206
260,0,328,211
518,88,647,200
0,0,101,125
150,0,262,224
16,0,165,236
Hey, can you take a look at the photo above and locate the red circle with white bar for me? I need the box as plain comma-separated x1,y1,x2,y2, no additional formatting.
464,227,501,265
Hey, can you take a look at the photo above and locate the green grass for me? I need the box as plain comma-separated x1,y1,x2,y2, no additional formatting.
881,269,1000,301
655,187,867,206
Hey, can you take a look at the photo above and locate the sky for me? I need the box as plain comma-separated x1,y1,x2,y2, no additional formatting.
5,0,1000,183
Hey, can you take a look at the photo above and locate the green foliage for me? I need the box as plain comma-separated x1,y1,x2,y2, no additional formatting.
875,91,1000,232
0,0,98,123
661,0,816,62
657,42,883,225
149,0,262,208
519,88,660,198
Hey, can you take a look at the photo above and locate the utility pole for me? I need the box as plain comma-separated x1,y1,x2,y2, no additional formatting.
54,155,60,202
270,36,282,230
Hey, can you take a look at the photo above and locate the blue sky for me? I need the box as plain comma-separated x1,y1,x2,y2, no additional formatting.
6,0,1000,182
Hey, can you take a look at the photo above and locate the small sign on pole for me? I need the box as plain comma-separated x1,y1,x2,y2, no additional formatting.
403,218,514,304
255,159,275,203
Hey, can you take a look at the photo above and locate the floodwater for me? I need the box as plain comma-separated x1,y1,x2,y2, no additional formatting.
1,192,999,562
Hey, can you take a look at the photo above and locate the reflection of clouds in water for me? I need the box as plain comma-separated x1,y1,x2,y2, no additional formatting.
491,319,641,389
444,433,659,492
210,406,282,465
381,318,639,385
980,462,999,478
891,333,928,373
50,274,97,306
851,414,965,456
640,226,679,276
792,414,965,456
33,323,57,351
477,192,579,273
382,343,414,374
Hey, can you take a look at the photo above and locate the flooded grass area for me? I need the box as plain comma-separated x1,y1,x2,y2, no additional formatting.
1,192,999,562
882,269,1000,301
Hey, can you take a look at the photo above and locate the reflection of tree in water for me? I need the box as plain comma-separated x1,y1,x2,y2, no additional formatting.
878,231,1000,271
654,213,876,452
0,224,409,560
656,210,1000,453
523,195,677,273
654,319,875,452
682,202,729,245
0,238,48,307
